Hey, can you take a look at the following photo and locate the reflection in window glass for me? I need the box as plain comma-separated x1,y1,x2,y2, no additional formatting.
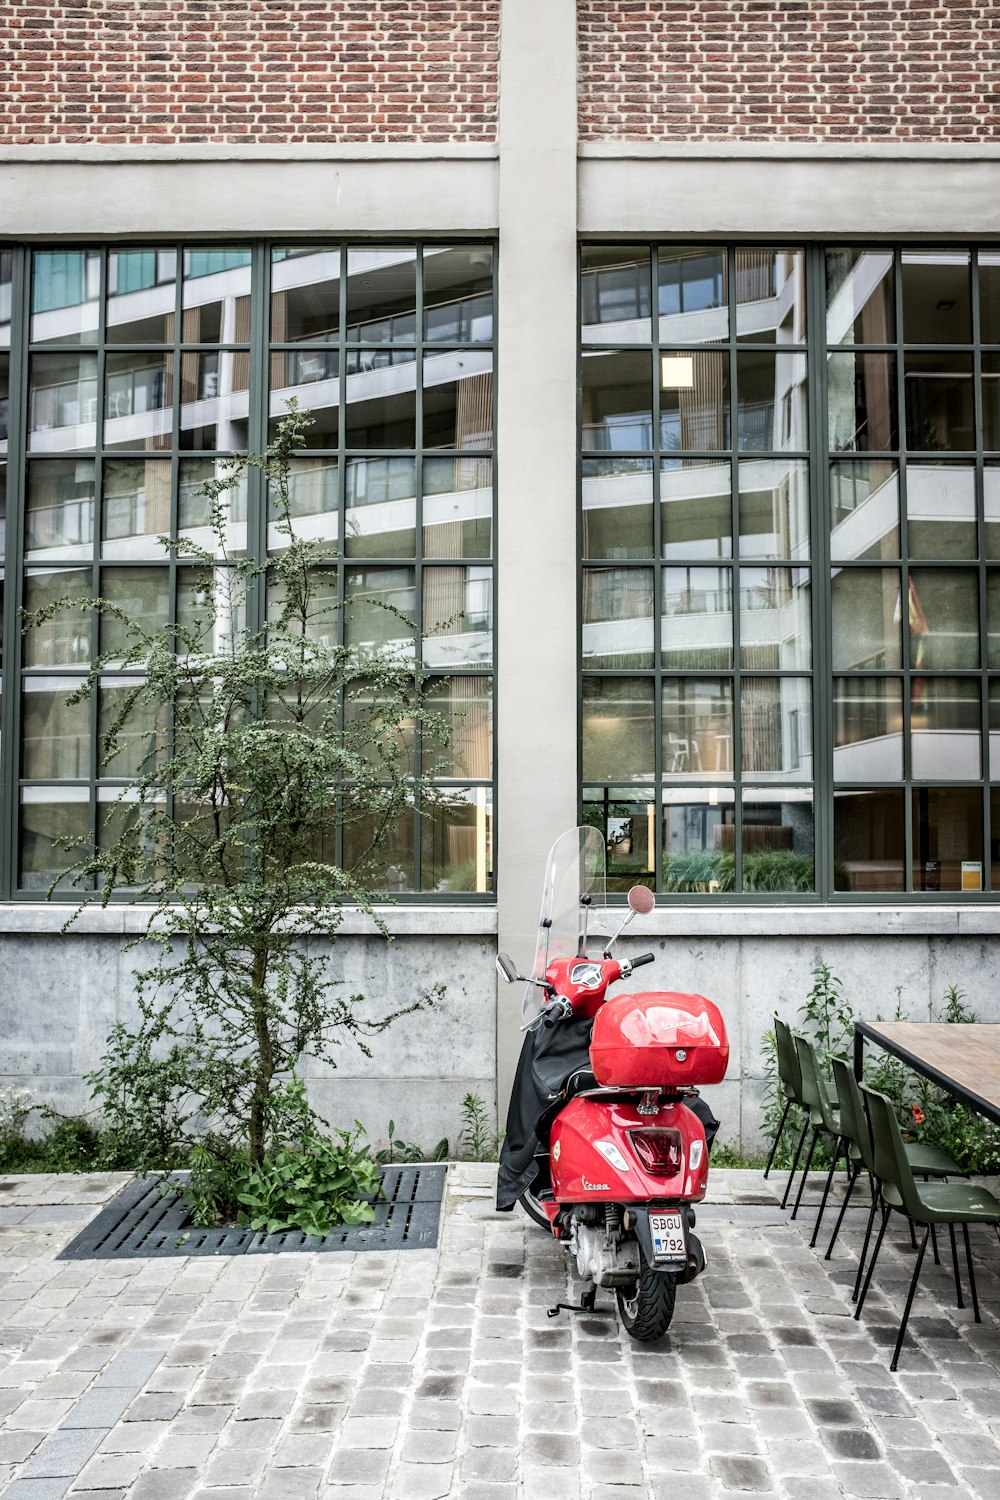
177,458,248,554
423,566,493,668
834,788,905,892
177,566,247,654
266,457,339,553
104,351,172,451
23,569,92,667
661,787,735,893
21,680,89,780
906,463,976,559
909,568,978,670
831,568,901,670
834,677,903,781
661,566,732,669
423,350,493,449
582,350,653,452
345,457,416,559
904,352,974,451
825,248,895,346
827,351,897,452
0,250,11,349
735,249,805,342
271,247,340,343
980,253,1000,345
662,460,730,560
270,354,338,449
902,250,971,344
583,787,656,892
99,568,170,659
423,676,493,779
28,353,98,452
345,567,416,659
740,566,811,670
343,355,416,450
911,786,982,893
583,676,655,781
182,248,252,344
658,248,728,343
660,349,728,453
178,350,250,454
911,677,980,779
424,246,494,343
345,248,416,344
736,351,807,452
581,246,652,341
26,460,95,560
343,806,415,893
740,788,814,892
738,459,808,560
106,251,177,343
583,458,654,560
662,678,733,777
741,677,811,780
584,567,654,668
31,252,100,345
98,683,167,778
103,459,172,558
421,788,492,893
982,352,1000,450
19,790,90,891
423,456,492,558
829,460,899,561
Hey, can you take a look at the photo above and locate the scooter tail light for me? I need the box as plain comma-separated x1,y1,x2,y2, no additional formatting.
626,1127,683,1176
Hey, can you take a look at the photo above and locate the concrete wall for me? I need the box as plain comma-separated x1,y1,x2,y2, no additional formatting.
0,909,497,1156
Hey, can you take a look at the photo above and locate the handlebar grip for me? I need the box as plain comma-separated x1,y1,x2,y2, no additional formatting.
631,952,656,968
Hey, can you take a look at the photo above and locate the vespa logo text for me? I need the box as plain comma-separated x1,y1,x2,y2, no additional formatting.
581,1177,610,1192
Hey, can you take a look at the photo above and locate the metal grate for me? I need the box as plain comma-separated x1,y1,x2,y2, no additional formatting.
58,1165,446,1260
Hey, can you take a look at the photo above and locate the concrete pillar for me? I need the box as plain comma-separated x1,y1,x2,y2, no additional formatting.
495,0,579,1113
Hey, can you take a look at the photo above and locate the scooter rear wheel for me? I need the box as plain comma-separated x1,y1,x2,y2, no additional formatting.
616,1261,677,1341
519,1187,551,1231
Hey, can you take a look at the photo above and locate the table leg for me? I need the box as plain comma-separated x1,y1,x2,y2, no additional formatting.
854,1027,864,1081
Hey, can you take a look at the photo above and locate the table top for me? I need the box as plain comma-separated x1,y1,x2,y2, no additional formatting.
856,1019,1000,1126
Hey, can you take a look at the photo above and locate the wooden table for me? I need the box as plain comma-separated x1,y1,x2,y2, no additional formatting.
854,1020,1000,1127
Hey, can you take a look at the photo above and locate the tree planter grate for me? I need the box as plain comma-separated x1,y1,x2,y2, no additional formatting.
57,1164,446,1260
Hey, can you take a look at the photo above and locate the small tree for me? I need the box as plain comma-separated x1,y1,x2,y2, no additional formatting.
33,404,450,1217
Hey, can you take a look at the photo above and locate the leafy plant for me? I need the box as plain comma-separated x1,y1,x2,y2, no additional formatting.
31,403,452,1227
376,1120,449,1165
460,1092,502,1161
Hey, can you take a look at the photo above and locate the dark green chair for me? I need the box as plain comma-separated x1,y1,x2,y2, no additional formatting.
827,1056,965,1297
854,1085,1000,1371
769,1015,808,1209
790,1034,842,1234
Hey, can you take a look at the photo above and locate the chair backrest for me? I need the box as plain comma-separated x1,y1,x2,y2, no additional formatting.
859,1084,920,1218
831,1055,874,1173
793,1033,838,1132
773,1015,802,1102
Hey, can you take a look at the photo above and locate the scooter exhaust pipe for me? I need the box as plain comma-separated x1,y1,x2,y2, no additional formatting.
675,1232,705,1284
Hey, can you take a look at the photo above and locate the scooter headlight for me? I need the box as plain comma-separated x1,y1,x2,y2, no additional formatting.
594,1139,631,1173
627,1127,683,1176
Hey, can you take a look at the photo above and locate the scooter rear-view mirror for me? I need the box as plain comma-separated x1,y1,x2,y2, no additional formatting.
495,953,519,984
603,883,656,955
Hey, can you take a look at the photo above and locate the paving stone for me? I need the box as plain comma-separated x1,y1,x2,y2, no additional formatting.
20,1428,105,1478
830,1463,908,1498
708,1455,773,1491
130,1469,201,1499
388,1462,453,1500
256,1471,324,1500
2,1481,72,1500
890,1449,959,1485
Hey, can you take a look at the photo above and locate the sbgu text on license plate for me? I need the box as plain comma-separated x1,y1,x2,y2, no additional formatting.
649,1210,686,1262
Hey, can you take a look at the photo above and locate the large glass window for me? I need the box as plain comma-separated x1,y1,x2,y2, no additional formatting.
6,243,495,896
582,243,1000,897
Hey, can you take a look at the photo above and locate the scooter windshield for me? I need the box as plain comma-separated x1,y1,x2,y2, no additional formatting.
522,825,607,1027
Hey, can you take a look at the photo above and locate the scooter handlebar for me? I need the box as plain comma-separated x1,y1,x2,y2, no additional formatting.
629,952,656,968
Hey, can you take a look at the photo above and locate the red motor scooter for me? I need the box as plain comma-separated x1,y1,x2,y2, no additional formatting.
496,826,729,1340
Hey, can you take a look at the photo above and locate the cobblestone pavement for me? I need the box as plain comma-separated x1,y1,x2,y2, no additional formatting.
1,1164,1000,1499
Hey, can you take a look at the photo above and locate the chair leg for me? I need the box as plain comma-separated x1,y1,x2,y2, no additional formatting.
908,1216,917,1250
791,1129,819,1221
890,1225,930,1372
930,1222,940,1265
825,1160,859,1261
781,1116,809,1210
811,1136,842,1249
763,1098,791,1180
962,1222,982,1323
947,1222,964,1310
853,1187,881,1303
855,1203,890,1318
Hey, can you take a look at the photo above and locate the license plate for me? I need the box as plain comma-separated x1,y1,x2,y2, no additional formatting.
648,1210,686,1263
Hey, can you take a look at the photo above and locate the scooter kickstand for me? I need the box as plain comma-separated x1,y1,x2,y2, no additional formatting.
547,1283,615,1318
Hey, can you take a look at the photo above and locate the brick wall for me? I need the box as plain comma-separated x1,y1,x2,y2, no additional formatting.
4,0,499,145
579,0,1000,141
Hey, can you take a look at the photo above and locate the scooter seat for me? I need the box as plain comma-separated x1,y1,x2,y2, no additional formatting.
563,1067,597,1099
